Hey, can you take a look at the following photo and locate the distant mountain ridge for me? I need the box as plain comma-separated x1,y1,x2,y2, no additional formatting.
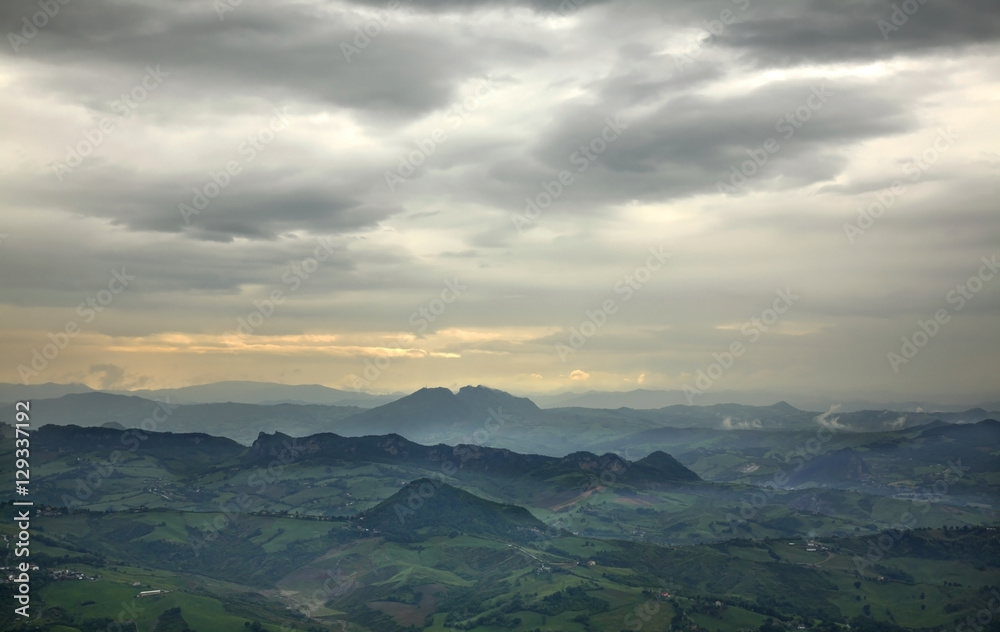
5,386,998,460
109,380,404,407
0,380,401,408
527,388,1000,413
6,381,996,414
0,392,363,445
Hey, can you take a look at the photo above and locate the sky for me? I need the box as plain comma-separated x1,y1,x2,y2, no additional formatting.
1,0,998,402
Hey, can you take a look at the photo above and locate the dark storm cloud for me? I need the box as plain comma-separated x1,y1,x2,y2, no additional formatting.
344,0,613,12
1,170,397,241
712,0,1000,66
1,0,508,118
501,77,917,216
2,0,997,396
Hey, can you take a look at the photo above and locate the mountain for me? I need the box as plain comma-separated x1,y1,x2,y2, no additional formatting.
0,381,94,403
529,388,792,409
10,421,995,558
245,430,701,491
110,380,403,407
527,388,999,413
0,392,364,445
35,424,244,476
455,384,541,416
918,417,1000,441
356,478,545,542
0,391,174,428
337,385,544,441
343,387,474,434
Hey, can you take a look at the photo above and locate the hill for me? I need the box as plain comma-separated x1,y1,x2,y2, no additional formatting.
357,478,545,542
245,430,701,493
628,450,703,483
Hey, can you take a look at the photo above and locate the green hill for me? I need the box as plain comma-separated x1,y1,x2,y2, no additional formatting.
357,478,545,542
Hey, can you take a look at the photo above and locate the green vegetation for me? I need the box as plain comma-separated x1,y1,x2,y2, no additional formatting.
0,407,996,631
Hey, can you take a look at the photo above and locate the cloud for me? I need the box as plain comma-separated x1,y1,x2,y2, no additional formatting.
85,363,151,389
712,0,1000,67
815,405,849,431
0,0,997,400
569,369,590,381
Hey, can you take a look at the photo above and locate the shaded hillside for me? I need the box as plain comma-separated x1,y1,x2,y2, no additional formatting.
786,448,871,487
356,479,545,542
904,419,1000,472
918,418,1000,441
337,385,543,440
35,424,244,476
246,431,700,492
628,450,703,483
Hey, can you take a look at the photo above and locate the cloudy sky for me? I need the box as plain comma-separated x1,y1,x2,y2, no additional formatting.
2,0,998,402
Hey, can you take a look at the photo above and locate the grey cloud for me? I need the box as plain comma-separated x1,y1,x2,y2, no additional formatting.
714,0,1000,66
505,78,917,214
344,0,613,13
2,0,502,118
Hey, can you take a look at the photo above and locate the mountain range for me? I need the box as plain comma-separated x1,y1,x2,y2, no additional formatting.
2,402,998,632
4,381,997,413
